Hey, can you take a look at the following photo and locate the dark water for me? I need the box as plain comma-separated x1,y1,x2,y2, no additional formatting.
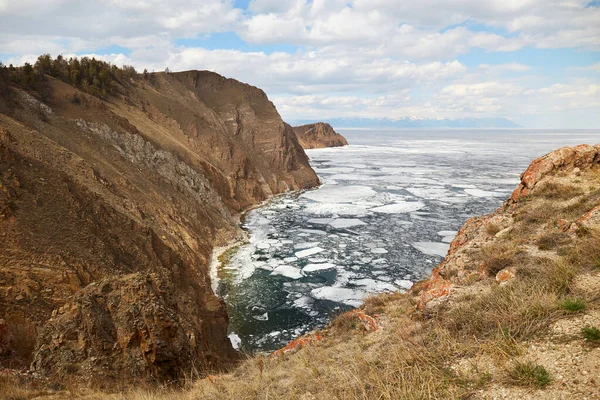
215,129,600,352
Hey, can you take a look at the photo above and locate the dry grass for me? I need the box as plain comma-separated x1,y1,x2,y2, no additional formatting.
536,231,571,250
534,182,584,200
446,258,571,342
486,223,502,236
478,242,519,276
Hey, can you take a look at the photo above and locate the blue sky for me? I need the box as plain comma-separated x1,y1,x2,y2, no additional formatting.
0,0,599,128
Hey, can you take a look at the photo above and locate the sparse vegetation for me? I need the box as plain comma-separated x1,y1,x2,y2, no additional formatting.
506,361,551,388
535,182,584,200
582,326,600,343
479,242,518,275
536,231,571,250
559,298,586,312
486,223,502,236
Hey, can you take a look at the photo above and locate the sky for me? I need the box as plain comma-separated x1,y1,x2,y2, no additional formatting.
1,0,599,128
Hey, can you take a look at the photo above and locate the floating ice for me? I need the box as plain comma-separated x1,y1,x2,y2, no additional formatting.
370,201,425,214
406,187,450,199
253,313,268,321
441,236,455,243
351,278,397,292
310,286,368,307
437,230,458,236
395,280,414,290
411,242,450,257
464,188,496,197
295,247,325,258
328,218,367,229
293,296,314,309
452,184,476,189
299,228,328,235
301,185,376,203
371,248,388,254
303,263,337,272
228,332,241,350
283,256,298,262
294,242,320,250
303,202,370,216
271,265,304,279
307,218,334,225
256,242,270,249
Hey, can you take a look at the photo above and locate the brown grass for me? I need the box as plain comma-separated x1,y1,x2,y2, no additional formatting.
479,242,519,276
536,231,571,250
534,182,584,200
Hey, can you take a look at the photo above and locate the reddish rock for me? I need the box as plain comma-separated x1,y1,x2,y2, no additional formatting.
496,267,517,284
567,204,600,234
557,219,570,230
347,310,380,332
509,144,600,204
271,332,324,357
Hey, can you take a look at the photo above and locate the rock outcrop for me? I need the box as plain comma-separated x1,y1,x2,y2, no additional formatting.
0,70,318,383
292,122,348,149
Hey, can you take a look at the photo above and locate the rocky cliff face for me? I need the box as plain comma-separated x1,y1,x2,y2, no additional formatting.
292,122,348,149
0,70,318,383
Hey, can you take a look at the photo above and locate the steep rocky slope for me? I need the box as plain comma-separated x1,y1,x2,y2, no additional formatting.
292,122,348,149
0,69,318,384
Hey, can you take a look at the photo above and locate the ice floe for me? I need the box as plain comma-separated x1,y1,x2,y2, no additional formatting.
271,265,303,279
350,278,397,292
303,262,337,272
301,185,376,203
411,242,450,257
295,247,325,258
464,188,497,197
328,218,367,229
228,332,242,350
370,201,425,214
310,286,368,307
394,280,414,290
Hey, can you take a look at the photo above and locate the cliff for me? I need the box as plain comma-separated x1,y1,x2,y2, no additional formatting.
0,67,318,384
292,122,348,149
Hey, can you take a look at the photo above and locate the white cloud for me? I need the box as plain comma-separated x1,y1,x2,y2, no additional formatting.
1,1,599,127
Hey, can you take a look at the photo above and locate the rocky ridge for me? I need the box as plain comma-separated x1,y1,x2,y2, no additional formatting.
292,122,348,149
0,69,318,383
